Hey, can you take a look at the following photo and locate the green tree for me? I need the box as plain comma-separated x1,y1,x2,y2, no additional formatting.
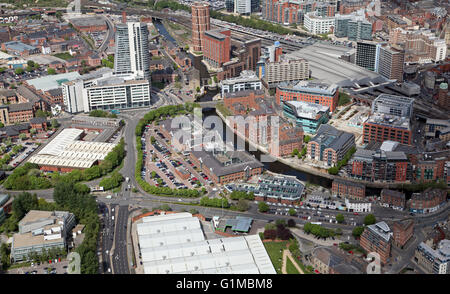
35,109,47,118
236,199,249,212
19,133,27,140
291,148,299,156
51,119,59,129
196,86,200,93
352,226,365,238
47,68,56,75
26,65,33,72
304,135,311,143
15,68,25,75
364,214,376,226
258,201,269,213
288,208,296,216
336,214,345,224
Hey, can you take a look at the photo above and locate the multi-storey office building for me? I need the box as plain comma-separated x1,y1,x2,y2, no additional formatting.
263,57,309,88
360,221,392,265
414,240,450,274
114,22,150,80
220,70,262,97
389,27,447,64
307,124,355,167
363,94,414,145
192,2,211,52
63,75,150,113
234,0,251,15
356,41,381,72
276,81,338,112
11,210,76,262
371,94,414,118
203,29,231,68
377,45,405,82
283,100,329,134
304,12,335,34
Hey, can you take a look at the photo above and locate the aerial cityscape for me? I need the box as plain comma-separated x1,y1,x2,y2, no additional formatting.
0,0,449,279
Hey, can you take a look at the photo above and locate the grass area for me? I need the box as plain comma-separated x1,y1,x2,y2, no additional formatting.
262,241,288,274
338,92,352,106
298,260,312,274
151,82,166,90
216,102,233,117
7,261,32,270
52,52,73,61
285,257,300,274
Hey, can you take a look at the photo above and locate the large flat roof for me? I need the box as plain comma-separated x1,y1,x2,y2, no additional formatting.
137,213,276,274
26,72,81,92
288,43,387,87
28,128,117,169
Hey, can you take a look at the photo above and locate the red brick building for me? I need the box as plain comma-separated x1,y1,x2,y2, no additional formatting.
224,89,264,110
275,123,304,157
189,150,263,185
202,29,231,68
359,221,392,265
392,219,414,248
331,179,365,199
276,82,339,112
380,189,406,210
408,188,447,214
191,2,210,52
363,120,412,145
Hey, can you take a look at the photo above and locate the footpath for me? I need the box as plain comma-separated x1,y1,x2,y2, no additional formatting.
281,249,304,274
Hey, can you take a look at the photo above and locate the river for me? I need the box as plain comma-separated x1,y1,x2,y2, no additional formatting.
201,108,333,188
152,19,380,192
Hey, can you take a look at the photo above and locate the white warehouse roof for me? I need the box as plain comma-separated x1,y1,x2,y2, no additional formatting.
28,128,117,169
136,213,276,274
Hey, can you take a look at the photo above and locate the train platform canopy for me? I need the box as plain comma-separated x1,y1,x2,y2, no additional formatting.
136,213,275,274
28,128,117,169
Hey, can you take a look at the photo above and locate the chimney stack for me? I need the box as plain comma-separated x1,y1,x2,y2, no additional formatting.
122,11,127,23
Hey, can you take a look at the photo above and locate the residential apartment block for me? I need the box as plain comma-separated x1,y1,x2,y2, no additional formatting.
307,124,355,167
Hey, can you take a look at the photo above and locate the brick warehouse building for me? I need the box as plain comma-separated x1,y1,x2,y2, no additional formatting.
359,221,392,265
331,179,365,200
203,29,231,68
276,81,339,112
191,2,210,52
190,150,264,185
392,219,414,248
380,189,406,210
408,188,447,214
223,89,264,110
